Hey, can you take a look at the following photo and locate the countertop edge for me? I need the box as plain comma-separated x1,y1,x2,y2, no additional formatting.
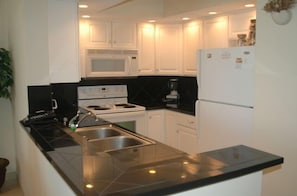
137,145,284,195
19,120,284,196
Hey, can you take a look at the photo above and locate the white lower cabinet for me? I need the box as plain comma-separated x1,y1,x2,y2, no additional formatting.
165,110,178,147
164,110,198,154
177,124,199,154
146,110,165,143
146,110,198,153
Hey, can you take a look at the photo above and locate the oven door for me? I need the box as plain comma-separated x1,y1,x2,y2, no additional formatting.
97,111,146,135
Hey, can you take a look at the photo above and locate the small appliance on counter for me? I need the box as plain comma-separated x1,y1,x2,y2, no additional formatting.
163,78,180,108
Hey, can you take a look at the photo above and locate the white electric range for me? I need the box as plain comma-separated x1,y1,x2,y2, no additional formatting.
77,85,146,134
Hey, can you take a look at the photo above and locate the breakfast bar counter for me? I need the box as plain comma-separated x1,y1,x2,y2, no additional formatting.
20,120,283,195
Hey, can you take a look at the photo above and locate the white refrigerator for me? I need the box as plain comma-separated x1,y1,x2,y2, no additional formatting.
196,46,255,153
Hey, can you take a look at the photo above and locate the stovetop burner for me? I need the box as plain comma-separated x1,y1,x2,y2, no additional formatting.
87,105,111,110
78,85,145,115
114,103,127,106
115,103,136,108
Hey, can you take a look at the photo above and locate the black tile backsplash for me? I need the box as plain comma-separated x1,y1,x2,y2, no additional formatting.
51,83,78,123
28,85,53,114
80,76,197,112
27,76,197,121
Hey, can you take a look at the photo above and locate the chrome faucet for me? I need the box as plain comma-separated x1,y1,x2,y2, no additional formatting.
69,109,97,131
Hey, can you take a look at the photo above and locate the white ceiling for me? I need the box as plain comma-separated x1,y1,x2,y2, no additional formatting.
78,0,256,22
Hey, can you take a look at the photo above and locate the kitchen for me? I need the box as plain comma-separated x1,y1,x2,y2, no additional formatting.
0,0,296,196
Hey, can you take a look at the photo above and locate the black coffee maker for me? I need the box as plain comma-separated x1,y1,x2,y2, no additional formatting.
163,78,179,108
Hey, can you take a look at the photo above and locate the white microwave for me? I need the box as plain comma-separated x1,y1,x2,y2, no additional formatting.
84,49,138,77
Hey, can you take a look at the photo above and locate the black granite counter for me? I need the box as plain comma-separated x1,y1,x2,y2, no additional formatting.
143,104,195,116
21,120,283,196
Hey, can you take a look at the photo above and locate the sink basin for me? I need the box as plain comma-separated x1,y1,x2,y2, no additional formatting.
86,136,151,152
75,124,154,152
76,126,122,139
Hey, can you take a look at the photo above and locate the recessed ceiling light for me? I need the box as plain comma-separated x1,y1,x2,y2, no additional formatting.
85,184,93,189
245,4,255,8
82,15,91,18
149,169,156,174
182,17,190,21
148,19,156,23
208,11,217,15
79,4,88,8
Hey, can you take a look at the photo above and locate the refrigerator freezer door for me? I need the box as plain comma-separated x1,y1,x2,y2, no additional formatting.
198,46,254,107
196,100,253,153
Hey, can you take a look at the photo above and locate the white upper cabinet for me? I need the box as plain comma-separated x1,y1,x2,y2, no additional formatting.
83,20,137,49
138,23,183,75
112,22,137,49
48,0,80,83
138,23,156,75
88,21,111,48
183,21,202,76
155,24,182,75
203,16,228,49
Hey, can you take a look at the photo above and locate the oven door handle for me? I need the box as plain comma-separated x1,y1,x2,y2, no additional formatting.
97,111,146,118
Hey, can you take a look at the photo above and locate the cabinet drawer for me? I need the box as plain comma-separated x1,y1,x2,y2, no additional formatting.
176,113,196,129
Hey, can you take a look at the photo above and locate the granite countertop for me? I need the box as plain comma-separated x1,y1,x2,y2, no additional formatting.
21,120,283,196
141,103,195,116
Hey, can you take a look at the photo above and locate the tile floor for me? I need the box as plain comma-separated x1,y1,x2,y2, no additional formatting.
0,173,23,196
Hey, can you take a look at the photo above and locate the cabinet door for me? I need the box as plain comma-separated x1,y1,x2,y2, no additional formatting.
146,110,165,143
203,16,228,49
155,24,182,75
176,112,198,154
183,21,202,76
177,125,198,154
138,23,156,75
83,21,136,49
88,21,111,48
165,111,178,147
48,0,80,83
112,22,137,49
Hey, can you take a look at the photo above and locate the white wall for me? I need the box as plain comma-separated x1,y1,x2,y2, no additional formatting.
0,0,16,174
254,1,297,196
0,100,15,173
4,0,50,185
0,0,8,48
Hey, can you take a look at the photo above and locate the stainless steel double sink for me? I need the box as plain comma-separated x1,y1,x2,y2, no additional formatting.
75,124,154,152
